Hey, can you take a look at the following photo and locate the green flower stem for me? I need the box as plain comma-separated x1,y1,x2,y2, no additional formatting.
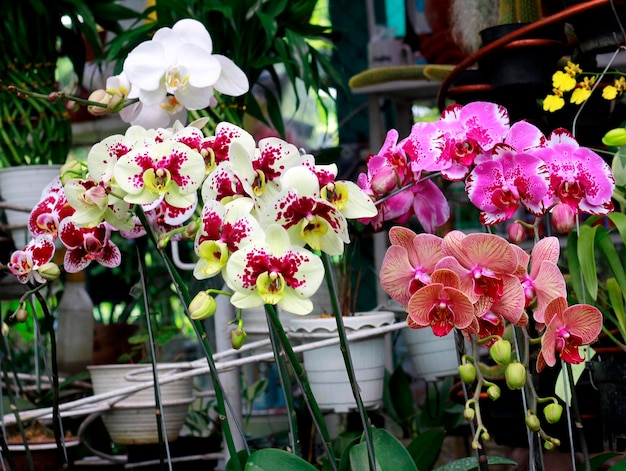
264,304,338,470
34,289,68,468
265,315,300,455
321,253,376,470
136,242,173,470
134,207,247,470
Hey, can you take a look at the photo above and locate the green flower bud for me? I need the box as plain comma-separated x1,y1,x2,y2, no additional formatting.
464,407,475,421
603,127,626,147
182,220,199,241
544,440,555,451
481,431,490,442
525,412,541,432
231,328,248,350
189,291,217,320
489,339,512,365
59,159,84,184
543,403,563,424
505,362,527,390
487,384,501,401
458,363,477,384
551,437,560,448
38,262,61,282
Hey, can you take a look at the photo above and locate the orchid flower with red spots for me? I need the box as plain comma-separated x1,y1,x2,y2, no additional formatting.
224,224,325,315
406,268,475,336
7,235,56,284
201,121,256,172
114,140,206,208
28,178,74,240
194,198,263,279
262,166,349,256
537,297,602,372
534,128,615,215
465,144,550,225
58,219,121,273
379,226,444,308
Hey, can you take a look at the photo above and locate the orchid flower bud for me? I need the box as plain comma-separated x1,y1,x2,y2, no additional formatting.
505,362,527,390
486,384,501,401
602,127,626,147
464,407,475,421
525,411,541,431
38,262,61,282
458,363,477,384
231,327,248,350
13,307,28,323
60,159,84,184
507,222,526,244
87,89,112,116
489,339,512,365
370,166,398,195
551,203,576,234
543,403,563,424
189,291,216,320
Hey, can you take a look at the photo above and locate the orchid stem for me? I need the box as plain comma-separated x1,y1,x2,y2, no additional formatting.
264,305,338,470
321,253,376,470
134,206,247,469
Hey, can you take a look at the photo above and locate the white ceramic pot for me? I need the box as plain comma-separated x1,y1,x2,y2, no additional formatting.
403,327,460,381
87,363,194,445
289,311,394,413
0,165,62,248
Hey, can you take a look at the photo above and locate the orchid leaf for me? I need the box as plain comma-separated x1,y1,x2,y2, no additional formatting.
576,452,622,471
577,223,599,301
244,449,317,470
433,456,517,470
567,231,590,303
406,429,446,470
595,225,626,296
349,428,417,471
607,278,626,339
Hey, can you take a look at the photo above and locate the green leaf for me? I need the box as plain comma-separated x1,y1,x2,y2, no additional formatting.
383,367,416,432
225,449,250,471
349,428,417,471
406,429,446,470
576,452,622,471
609,459,626,470
245,449,317,470
433,456,517,471
578,223,599,301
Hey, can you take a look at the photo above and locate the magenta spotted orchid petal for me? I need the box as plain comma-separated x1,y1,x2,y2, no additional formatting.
224,224,325,315
435,102,510,180
200,122,256,171
401,121,446,173
535,128,615,215
263,167,349,256
7,235,56,284
502,120,546,152
194,198,263,279
380,227,444,307
114,140,205,208
466,144,550,225
201,161,248,204
58,219,121,273
539,297,602,371
28,180,75,240
406,269,475,336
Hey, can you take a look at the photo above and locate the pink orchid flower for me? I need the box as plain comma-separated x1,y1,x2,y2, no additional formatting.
513,237,566,324
58,219,121,273
538,297,602,372
406,268,475,337
534,128,615,215
474,311,505,346
466,144,550,225
433,102,510,181
411,179,450,233
437,230,525,324
7,235,56,284
380,227,444,308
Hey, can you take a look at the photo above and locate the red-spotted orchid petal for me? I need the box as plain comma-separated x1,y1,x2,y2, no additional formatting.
407,268,475,336
28,181,74,240
194,198,263,279
114,141,205,208
466,145,550,225
58,219,121,273
535,128,615,215
201,122,256,170
7,235,56,284
539,297,602,370
224,224,325,315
